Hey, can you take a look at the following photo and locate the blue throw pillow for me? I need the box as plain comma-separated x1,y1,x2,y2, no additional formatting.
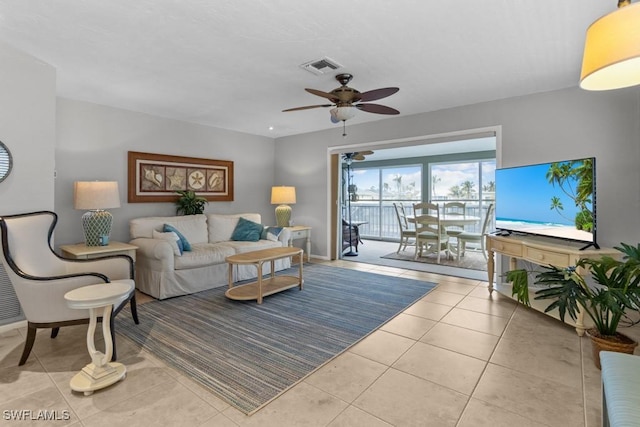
231,217,264,242
164,224,192,251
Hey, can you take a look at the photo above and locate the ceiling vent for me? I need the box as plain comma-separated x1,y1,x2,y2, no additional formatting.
299,57,343,75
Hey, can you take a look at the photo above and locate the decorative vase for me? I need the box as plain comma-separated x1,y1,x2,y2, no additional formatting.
587,328,638,370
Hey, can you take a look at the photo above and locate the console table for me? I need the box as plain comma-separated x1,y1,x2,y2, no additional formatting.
486,234,618,335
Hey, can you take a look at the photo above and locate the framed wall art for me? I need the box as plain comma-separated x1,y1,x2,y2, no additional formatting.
127,151,234,203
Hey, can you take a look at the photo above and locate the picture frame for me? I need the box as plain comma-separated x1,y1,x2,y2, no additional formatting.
127,151,234,203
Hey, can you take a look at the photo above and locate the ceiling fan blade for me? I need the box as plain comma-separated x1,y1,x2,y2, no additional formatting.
356,103,400,115
283,104,332,112
357,150,374,156
305,88,339,102
353,154,365,161
358,87,399,102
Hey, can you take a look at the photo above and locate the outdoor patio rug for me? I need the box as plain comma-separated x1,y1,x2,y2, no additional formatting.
382,248,487,272
115,263,436,415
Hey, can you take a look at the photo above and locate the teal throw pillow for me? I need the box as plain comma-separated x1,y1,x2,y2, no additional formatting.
231,217,264,242
164,224,192,251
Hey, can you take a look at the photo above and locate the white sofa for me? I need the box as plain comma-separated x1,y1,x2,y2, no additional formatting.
129,213,291,299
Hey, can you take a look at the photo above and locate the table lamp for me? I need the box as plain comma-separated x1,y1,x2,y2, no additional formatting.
271,186,296,227
74,181,121,246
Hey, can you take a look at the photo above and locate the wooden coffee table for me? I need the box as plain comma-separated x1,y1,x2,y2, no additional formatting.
226,246,304,304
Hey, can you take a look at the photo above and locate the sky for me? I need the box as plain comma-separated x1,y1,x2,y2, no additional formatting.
431,161,495,198
351,166,422,197
349,161,496,200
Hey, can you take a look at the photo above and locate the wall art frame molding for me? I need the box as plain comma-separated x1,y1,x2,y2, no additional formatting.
128,151,234,203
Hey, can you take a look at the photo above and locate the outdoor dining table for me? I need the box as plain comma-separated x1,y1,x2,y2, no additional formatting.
406,214,481,228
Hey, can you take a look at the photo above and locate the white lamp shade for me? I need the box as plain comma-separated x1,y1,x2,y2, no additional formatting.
271,186,296,205
74,181,121,210
580,2,640,91
331,106,357,122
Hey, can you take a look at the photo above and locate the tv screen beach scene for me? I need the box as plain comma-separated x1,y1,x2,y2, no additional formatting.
496,158,594,243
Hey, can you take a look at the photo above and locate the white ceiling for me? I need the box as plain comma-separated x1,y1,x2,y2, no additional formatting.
0,1,615,138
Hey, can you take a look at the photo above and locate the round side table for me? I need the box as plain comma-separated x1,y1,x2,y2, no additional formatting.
64,280,134,396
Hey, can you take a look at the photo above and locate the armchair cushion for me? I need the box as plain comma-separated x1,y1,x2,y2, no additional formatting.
231,217,264,242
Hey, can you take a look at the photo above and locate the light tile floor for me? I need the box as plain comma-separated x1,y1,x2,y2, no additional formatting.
1,257,639,426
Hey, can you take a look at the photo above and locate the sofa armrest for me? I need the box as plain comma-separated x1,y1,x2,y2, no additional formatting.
278,227,292,246
130,237,175,271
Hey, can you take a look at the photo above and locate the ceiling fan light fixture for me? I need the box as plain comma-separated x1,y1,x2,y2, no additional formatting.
331,106,357,122
580,1,640,90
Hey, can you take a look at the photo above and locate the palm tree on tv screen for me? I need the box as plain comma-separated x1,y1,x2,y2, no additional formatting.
546,159,593,232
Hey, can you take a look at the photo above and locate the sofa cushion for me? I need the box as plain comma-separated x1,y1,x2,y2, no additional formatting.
163,224,192,251
207,213,262,243
166,215,208,245
152,230,183,256
218,239,282,253
173,243,235,270
130,214,208,244
231,217,263,242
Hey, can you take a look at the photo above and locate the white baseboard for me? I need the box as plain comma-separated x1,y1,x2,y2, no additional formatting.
0,320,26,334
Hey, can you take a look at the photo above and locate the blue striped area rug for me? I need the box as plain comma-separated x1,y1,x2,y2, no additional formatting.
115,263,436,414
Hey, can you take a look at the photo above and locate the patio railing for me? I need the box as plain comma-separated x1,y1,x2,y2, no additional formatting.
344,201,494,241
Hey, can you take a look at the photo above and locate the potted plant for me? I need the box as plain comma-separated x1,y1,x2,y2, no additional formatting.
506,243,640,369
175,190,208,215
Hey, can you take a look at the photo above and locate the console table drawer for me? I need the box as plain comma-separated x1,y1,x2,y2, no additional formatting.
524,247,570,266
489,240,522,257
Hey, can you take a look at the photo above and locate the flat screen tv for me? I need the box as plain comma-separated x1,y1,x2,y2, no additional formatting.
495,157,597,249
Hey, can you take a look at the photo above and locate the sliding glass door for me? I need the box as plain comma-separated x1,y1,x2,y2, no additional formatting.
345,165,422,239
429,159,496,231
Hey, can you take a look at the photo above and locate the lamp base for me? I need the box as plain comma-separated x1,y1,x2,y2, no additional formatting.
343,251,358,257
275,205,292,227
82,210,113,246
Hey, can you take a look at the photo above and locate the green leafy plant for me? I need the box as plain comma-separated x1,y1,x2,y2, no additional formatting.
175,190,208,215
506,243,640,336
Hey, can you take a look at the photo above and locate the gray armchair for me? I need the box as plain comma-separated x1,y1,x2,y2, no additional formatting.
0,211,138,365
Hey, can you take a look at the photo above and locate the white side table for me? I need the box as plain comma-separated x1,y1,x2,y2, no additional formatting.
64,280,134,395
287,226,311,262
59,241,138,262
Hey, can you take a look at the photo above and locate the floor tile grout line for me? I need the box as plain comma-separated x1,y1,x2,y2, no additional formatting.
580,336,589,427
455,301,567,427
453,297,520,426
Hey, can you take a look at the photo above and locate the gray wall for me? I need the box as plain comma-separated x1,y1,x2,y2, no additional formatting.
0,41,56,215
275,87,640,257
0,41,56,326
55,99,278,246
